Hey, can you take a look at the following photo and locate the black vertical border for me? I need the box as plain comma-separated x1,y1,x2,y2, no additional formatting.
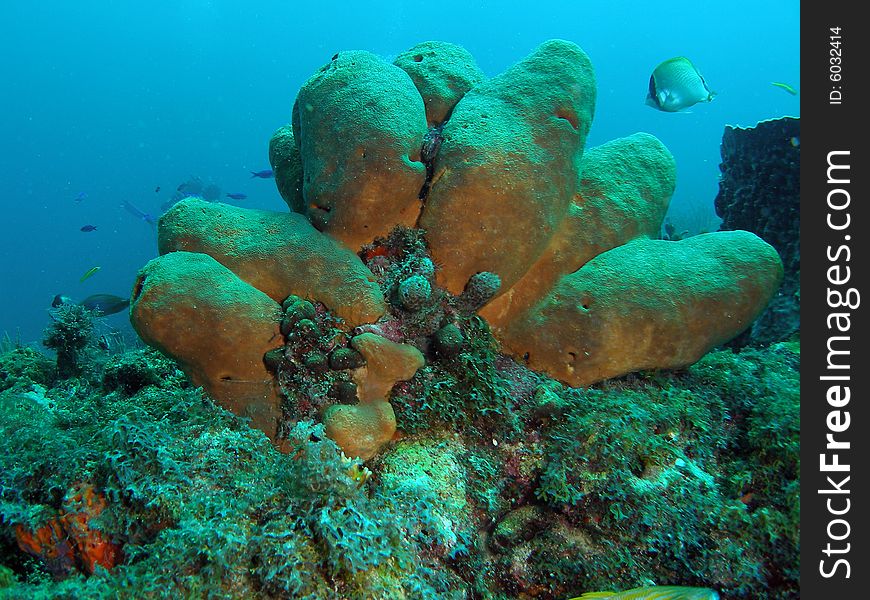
801,0,868,596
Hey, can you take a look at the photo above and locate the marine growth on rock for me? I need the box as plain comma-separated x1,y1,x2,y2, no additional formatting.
129,39,783,460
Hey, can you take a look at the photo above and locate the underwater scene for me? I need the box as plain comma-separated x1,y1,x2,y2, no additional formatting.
0,1,799,598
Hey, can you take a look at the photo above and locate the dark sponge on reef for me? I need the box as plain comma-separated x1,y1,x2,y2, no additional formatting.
102,349,185,396
457,271,501,314
715,116,799,345
432,323,464,359
329,347,366,371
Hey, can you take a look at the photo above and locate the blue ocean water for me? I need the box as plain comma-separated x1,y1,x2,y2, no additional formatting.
0,0,799,345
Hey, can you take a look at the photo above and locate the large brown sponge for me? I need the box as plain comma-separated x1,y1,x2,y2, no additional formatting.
481,132,677,328
129,251,284,439
292,51,428,250
421,39,596,295
157,197,385,327
497,231,784,386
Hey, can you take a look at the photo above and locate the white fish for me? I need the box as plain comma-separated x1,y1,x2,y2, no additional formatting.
646,57,715,112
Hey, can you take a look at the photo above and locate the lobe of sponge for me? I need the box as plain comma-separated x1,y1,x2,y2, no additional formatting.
349,333,425,403
130,251,285,440
498,231,784,386
323,333,425,460
158,197,386,327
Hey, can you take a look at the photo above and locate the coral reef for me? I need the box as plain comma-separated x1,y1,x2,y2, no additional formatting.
715,116,800,345
42,304,95,379
129,40,782,462
0,318,799,598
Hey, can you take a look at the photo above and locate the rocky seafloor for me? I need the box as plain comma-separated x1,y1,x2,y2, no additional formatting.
0,296,798,599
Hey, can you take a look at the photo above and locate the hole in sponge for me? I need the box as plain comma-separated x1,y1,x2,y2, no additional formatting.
555,108,579,130
132,275,146,302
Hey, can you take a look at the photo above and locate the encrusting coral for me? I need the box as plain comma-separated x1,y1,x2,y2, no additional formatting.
130,39,782,460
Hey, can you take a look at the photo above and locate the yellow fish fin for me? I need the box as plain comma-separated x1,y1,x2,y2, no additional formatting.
570,593,617,599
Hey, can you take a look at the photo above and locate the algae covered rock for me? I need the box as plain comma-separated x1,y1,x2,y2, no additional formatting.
421,39,596,295
376,438,473,557
0,347,54,391
499,231,784,386
393,41,486,126
130,251,284,440
292,51,428,250
102,348,184,396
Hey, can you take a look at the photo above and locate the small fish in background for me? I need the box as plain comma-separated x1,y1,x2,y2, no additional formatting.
80,225,98,232
250,169,274,179
771,81,798,96
51,293,130,316
154,186,161,193
169,177,221,208
74,192,88,202
570,585,719,600
51,294,73,308
789,136,800,148
226,192,248,200
79,266,101,283
646,57,715,112
202,183,222,202
122,200,158,227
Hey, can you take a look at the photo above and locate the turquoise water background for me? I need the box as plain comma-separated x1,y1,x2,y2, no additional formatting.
0,0,799,344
